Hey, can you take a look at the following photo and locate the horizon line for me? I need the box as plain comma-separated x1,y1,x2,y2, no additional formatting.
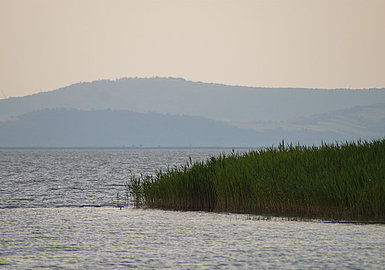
2,76,385,100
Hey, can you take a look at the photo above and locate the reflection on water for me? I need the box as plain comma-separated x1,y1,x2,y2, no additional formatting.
1,149,384,269
0,149,232,208
1,207,385,269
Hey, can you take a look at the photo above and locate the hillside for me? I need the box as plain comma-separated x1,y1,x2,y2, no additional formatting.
291,103,385,138
232,103,385,141
0,78,384,146
0,109,341,147
1,77,384,122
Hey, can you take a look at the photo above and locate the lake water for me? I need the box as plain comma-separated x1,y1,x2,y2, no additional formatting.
1,149,384,269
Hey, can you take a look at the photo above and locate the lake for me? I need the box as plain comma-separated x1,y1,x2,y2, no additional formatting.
1,149,384,269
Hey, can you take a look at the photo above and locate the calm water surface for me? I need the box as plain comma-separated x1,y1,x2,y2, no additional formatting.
1,149,384,269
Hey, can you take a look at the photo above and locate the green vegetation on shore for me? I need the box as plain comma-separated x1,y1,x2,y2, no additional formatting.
127,139,385,222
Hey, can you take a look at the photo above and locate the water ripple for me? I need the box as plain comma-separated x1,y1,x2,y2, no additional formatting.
1,149,384,269
0,149,230,209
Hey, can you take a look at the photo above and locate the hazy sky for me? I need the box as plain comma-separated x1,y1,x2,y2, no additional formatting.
1,0,385,98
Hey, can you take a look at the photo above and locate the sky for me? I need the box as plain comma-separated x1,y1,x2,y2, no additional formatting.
1,0,385,98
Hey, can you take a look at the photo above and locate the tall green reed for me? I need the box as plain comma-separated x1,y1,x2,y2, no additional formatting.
127,139,385,222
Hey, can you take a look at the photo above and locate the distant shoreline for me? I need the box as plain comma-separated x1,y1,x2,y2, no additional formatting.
0,146,264,150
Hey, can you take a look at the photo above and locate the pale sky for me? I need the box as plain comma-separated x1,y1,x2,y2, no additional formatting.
1,0,385,98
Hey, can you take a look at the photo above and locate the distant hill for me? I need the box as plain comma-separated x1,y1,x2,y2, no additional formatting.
232,103,385,142
291,103,385,138
1,77,384,122
0,109,342,147
0,78,384,146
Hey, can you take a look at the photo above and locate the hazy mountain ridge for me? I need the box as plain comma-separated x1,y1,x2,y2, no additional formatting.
1,77,384,122
0,108,343,147
232,103,385,140
0,78,384,147
292,103,385,137
0,108,257,147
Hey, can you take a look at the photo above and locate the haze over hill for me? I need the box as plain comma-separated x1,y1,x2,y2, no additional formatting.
232,103,385,140
0,109,342,147
0,78,384,147
1,77,384,122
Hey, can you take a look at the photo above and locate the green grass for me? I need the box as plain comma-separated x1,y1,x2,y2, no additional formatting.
126,139,385,222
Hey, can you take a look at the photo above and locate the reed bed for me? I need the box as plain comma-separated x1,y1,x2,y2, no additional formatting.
127,139,385,222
